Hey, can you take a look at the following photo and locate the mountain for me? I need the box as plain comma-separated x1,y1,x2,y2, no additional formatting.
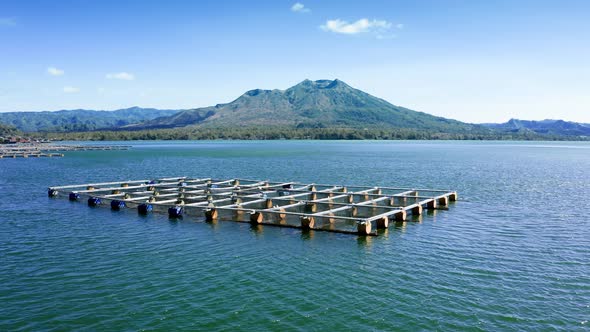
0,107,180,132
482,119,590,137
129,79,484,134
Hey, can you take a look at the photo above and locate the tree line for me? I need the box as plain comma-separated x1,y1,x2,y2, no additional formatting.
28,126,588,141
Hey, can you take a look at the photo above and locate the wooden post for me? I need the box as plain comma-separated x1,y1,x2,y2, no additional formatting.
265,199,273,209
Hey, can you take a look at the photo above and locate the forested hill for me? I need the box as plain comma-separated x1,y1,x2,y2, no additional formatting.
482,119,590,137
0,107,179,132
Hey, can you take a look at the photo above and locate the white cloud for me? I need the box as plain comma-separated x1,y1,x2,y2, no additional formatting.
320,18,392,35
63,86,80,93
291,3,310,13
106,72,135,80
47,67,64,76
396,23,404,29
0,18,16,26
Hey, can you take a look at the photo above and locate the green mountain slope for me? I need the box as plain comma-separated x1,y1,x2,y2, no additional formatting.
131,79,486,134
0,106,180,132
0,123,20,137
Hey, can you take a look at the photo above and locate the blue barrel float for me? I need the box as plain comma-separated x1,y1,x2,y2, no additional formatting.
69,192,80,201
168,206,183,218
110,200,126,210
137,203,153,215
87,197,101,207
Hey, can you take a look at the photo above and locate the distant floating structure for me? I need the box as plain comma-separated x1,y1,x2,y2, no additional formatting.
48,177,458,236
0,144,129,159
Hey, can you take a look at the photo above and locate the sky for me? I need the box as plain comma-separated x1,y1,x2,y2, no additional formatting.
1,0,589,123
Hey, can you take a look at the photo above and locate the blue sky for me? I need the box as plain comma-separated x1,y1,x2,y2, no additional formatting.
1,0,589,123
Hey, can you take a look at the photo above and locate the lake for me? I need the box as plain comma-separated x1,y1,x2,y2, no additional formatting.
1,140,589,331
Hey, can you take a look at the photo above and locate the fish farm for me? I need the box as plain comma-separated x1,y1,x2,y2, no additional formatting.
0,144,129,158
48,177,458,236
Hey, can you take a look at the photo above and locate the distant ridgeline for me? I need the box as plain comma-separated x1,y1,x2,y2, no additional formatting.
481,119,590,137
0,80,588,140
0,107,179,132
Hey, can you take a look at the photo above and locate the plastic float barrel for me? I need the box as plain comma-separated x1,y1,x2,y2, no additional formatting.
137,203,153,215
168,206,183,218
375,217,389,229
357,221,372,235
87,197,101,207
110,200,126,210
301,216,315,230
205,208,218,221
69,192,80,201
47,189,59,197
250,211,263,224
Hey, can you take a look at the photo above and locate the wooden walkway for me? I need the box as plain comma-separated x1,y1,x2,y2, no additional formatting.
0,144,129,158
48,177,458,236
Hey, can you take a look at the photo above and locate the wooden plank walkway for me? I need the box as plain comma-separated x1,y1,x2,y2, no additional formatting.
48,177,458,236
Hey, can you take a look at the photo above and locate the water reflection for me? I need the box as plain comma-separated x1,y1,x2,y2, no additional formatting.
249,223,264,236
356,234,373,248
300,230,314,241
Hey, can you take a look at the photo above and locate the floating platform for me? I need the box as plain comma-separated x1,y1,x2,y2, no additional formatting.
0,152,64,158
48,177,458,236
0,144,130,159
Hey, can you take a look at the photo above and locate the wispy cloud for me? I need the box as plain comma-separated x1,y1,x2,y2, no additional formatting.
320,18,402,38
291,2,310,13
106,72,135,80
47,67,64,76
0,17,16,26
63,86,80,93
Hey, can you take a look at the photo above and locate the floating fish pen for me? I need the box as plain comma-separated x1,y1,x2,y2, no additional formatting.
48,177,458,236
0,144,130,159
0,152,64,158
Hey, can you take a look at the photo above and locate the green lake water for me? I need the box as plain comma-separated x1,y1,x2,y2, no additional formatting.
1,140,589,331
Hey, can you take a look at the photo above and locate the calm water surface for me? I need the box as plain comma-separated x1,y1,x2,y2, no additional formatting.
1,140,589,331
